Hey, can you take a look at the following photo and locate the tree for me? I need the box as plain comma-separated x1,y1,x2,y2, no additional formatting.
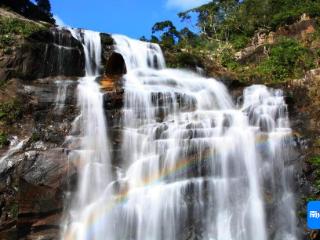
35,0,51,14
1,0,30,14
0,0,55,24
151,21,180,48
178,27,198,47
178,0,240,40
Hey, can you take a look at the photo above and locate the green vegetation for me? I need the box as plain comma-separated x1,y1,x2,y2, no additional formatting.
0,16,44,50
0,0,55,24
30,132,41,142
144,0,320,83
256,38,315,82
0,99,23,124
0,132,9,147
165,51,203,69
308,156,320,166
0,17,44,37
0,99,23,148
219,38,317,83
178,0,320,41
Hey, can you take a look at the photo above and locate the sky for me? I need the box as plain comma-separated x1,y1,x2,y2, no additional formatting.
50,0,211,39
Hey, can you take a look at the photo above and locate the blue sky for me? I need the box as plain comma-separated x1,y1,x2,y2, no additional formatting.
50,0,211,39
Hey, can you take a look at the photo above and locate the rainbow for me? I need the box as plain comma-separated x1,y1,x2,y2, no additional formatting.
63,131,292,239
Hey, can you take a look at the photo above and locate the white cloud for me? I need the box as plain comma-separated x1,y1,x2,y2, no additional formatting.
53,15,68,27
166,0,211,11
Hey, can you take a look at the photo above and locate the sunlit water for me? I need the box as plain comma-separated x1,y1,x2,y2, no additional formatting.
61,30,111,240
61,33,297,240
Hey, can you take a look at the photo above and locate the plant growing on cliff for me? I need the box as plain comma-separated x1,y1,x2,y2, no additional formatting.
0,17,44,37
0,132,9,148
0,99,23,124
256,38,315,82
0,16,44,50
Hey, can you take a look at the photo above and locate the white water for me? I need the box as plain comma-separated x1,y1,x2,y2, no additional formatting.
0,137,26,162
61,30,111,240
54,80,72,113
62,33,297,240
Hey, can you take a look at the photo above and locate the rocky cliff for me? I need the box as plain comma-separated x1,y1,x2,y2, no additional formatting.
0,8,119,239
0,7,319,240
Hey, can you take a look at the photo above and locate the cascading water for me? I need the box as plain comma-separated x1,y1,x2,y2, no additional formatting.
61,30,112,240
62,33,297,240
54,80,72,113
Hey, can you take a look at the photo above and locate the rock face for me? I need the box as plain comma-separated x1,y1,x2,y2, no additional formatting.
0,76,79,239
101,33,116,75
0,18,127,240
0,12,318,239
0,28,85,82
0,22,123,239
278,69,320,239
18,149,77,239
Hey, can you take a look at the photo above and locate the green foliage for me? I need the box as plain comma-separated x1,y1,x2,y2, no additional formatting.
0,99,23,124
150,35,159,43
30,132,41,142
179,0,320,41
151,21,180,49
178,27,199,48
166,51,203,69
0,132,9,148
179,1,240,39
220,46,239,70
0,17,43,37
1,0,55,24
309,156,320,166
270,0,320,29
35,0,51,14
0,17,44,49
146,0,320,81
230,35,250,50
256,38,315,82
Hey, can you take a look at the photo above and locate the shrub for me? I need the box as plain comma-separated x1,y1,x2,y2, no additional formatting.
230,35,250,50
0,132,9,148
0,99,23,124
166,51,203,69
219,45,240,70
256,38,315,82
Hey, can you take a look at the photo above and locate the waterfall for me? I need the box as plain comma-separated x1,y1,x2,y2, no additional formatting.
62,33,297,240
54,80,72,114
61,30,112,240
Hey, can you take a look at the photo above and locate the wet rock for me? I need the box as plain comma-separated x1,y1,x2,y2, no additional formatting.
105,52,127,75
103,89,124,110
0,28,85,82
100,33,115,75
17,148,77,239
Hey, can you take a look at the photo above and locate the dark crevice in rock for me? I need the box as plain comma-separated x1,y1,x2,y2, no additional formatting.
105,52,127,75
31,225,60,232
18,209,63,219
